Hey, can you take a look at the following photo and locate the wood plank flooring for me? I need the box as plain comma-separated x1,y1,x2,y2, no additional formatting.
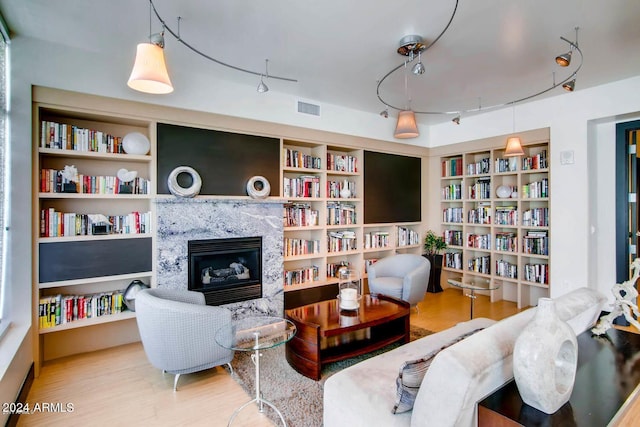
15,288,638,426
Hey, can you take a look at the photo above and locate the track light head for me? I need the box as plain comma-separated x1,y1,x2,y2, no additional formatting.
380,109,389,118
555,50,572,67
562,79,575,92
412,51,425,75
257,76,269,93
452,116,460,125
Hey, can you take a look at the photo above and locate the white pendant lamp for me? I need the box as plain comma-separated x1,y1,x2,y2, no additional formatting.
504,136,525,157
128,38,173,94
394,110,419,139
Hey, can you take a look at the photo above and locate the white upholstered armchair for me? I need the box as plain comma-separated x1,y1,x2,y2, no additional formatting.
366,254,431,309
135,288,234,391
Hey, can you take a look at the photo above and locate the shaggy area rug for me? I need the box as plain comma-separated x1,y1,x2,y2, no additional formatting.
230,325,433,427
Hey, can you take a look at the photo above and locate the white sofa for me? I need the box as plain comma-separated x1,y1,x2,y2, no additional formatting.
323,287,606,427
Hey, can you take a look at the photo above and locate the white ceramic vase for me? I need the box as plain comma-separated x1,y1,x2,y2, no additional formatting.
513,298,578,414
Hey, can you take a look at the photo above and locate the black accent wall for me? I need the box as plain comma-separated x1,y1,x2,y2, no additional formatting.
364,151,421,224
157,123,280,196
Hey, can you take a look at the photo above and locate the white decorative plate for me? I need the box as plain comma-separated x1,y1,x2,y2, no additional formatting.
496,185,512,198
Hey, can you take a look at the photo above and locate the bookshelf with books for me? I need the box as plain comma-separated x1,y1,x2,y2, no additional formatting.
33,91,156,368
439,142,550,308
282,140,423,292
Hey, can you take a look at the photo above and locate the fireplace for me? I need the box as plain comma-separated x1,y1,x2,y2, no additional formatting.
188,237,262,306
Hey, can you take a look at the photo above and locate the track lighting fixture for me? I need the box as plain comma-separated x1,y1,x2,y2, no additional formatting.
555,50,572,67
562,77,576,92
127,3,173,94
257,59,269,93
376,1,583,139
504,104,524,157
380,109,389,118
129,0,297,94
394,110,419,139
412,51,425,75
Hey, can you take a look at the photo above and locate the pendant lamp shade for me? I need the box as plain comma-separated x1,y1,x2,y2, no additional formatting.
394,110,419,139
504,136,525,157
128,42,174,94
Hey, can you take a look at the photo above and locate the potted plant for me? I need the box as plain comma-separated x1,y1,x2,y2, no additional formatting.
423,230,447,293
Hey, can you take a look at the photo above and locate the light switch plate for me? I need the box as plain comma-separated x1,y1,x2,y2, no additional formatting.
560,150,575,165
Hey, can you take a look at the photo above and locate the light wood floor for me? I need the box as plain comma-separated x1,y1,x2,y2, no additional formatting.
16,289,638,426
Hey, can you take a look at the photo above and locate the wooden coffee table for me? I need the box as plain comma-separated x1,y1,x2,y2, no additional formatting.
285,294,410,380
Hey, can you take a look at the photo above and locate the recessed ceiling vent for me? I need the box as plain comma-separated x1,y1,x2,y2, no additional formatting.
297,100,321,116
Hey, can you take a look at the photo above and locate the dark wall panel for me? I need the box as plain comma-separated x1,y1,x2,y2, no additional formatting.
39,238,152,283
157,123,280,196
364,151,421,224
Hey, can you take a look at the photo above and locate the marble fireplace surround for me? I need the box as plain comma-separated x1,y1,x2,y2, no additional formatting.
155,197,285,317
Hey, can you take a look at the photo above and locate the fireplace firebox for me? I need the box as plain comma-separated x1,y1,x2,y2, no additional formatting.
188,237,262,306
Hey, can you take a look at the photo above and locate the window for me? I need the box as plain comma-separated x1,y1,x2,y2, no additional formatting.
0,18,8,334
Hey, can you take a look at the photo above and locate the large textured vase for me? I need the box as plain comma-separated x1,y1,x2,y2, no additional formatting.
513,298,578,414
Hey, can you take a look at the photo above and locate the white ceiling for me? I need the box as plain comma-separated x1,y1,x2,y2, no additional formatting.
2,0,640,125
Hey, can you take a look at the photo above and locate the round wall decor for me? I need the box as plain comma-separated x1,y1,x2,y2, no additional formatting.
246,176,271,199
122,132,151,155
167,166,202,198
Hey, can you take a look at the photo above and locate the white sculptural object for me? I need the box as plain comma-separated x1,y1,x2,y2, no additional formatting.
592,257,640,335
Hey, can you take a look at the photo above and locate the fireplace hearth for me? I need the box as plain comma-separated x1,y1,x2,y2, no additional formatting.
188,237,262,306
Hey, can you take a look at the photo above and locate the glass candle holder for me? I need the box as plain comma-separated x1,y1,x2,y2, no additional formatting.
338,269,362,310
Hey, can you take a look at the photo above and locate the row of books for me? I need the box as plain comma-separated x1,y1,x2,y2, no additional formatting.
468,255,491,274
442,183,462,200
495,157,518,173
495,232,518,252
40,168,150,195
284,265,319,286
468,178,491,199
494,206,517,226
444,229,463,246
442,157,463,177
523,231,549,255
40,120,125,154
524,263,549,284
521,179,549,199
443,207,464,223
522,208,549,227
40,208,151,237
283,203,319,227
327,180,356,198
327,153,358,173
284,148,322,170
445,251,463,269
364,231,390,249
467,157,491,175
522,150,548,170
326,203,357,225
39,291,125,329
283,175,321,198
397,226,420,247
284,238,321,257
467,233,491,249
328,230,357,253
495,259,517,278
468,205,492,224
327,262,351,278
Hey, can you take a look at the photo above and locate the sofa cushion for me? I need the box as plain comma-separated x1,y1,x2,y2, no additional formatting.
392,328,485,414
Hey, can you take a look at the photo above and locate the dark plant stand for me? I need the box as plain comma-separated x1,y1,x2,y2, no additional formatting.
424,254,443,293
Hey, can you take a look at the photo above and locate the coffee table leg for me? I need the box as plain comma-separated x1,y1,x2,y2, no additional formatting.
227,346,288,427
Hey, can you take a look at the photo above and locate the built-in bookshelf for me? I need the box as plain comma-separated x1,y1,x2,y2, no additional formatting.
282,140,423,292
439,142,550,308
33,90,156,370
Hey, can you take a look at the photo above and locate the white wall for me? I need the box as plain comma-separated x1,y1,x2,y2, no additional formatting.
430,75,640,299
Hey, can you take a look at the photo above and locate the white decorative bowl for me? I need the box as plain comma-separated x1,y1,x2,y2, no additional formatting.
122,132,150,155
496,185,512,198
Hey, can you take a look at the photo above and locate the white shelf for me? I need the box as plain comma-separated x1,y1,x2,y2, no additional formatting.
39,192,153,199
39,271,153,289
38,233,152,243
39,147,151,162
39,310,136,334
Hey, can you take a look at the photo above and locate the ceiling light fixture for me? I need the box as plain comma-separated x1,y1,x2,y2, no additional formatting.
555,27,579,67
504,104,524,157
127,4,173,94
257,59,269,93
394,61,419,139
452,115,460,125
412,51,426,75
376,0,583,137
129,0,297,94
380,109,389,118
562,76,576,92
